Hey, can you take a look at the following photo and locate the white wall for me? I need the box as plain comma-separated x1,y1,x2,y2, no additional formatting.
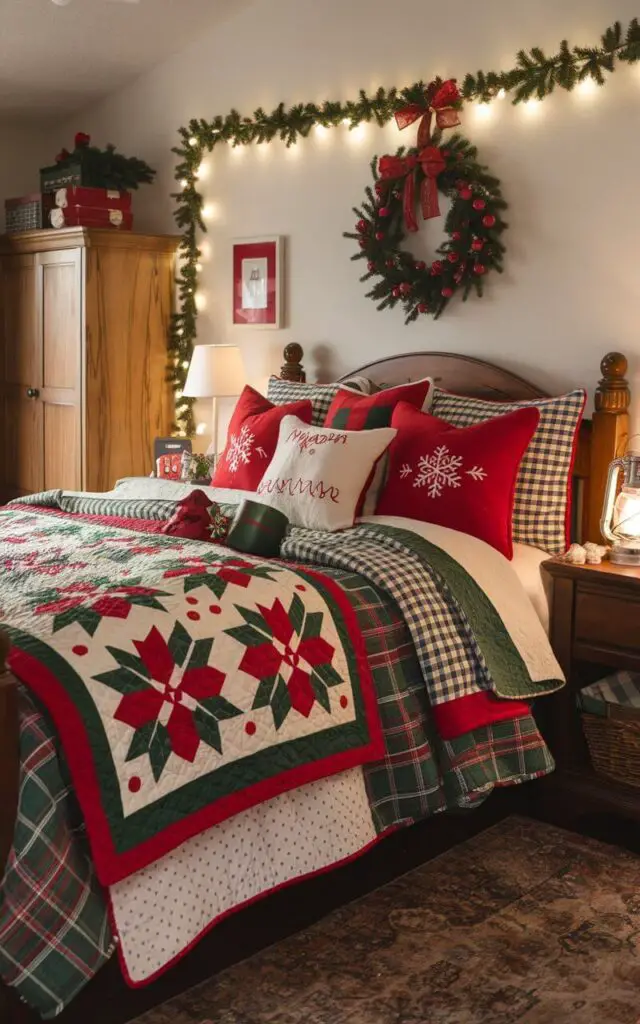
62,0,640,439
0,121,53,231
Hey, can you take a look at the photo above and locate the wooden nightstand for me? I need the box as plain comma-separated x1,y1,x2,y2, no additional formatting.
536,558,640,828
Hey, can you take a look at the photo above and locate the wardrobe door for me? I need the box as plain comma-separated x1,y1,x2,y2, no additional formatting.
0,254,44,501
39,248,83,491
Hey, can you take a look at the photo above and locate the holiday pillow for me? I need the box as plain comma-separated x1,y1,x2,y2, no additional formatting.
267,376,372,427
256,415,396,532
430,387,586,554
323,377,433,429
211,386,313,491
375,403,540,558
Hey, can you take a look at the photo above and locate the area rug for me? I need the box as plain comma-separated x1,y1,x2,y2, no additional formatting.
132,816,640,1024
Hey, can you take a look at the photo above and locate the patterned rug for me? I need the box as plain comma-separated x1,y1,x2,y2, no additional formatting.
132,817,640,1024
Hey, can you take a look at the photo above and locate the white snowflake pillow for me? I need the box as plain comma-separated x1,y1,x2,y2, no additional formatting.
256,415,396,532
376,402,540,558
211,386,313,491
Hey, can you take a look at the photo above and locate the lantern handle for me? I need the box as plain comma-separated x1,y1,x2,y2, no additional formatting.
600,457,625,543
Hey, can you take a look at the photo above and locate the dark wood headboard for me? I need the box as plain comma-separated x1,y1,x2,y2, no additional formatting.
281,345,630,545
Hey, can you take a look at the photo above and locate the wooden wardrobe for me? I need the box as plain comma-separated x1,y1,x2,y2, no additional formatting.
0,228,178,503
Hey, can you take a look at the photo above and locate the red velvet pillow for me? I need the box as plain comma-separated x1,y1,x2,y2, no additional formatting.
211,386,313,491
323,378,432,429
375,402,540,558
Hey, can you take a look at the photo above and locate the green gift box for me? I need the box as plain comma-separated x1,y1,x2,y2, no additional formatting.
226,500,289,558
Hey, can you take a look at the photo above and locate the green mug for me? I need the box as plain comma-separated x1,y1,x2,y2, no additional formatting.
226,499,289,558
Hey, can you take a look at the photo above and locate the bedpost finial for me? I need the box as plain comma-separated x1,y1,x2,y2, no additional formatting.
595,351,630,413
280,343,306,383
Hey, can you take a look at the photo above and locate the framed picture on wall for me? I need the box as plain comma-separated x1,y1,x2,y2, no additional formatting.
232,235,283,328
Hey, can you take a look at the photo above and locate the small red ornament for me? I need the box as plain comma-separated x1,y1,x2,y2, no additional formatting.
375,181,386,194
447,252,460,264
452,231,462,241
356,219,367,233
74,132,91,147
441,287,454,298
359,240,367,249
459,187,473,201
375,231,385,241
385,259,395,268
474,264,487,275
55,148,71,164
442,150,451,158
367,261,376,271
472,199,486,211
418,302,429,313
415,260,427,271
430,260,443,276
392,286,401,298
399,282,412,295
482,214,496,228
471,239,484,252
378,207,390,217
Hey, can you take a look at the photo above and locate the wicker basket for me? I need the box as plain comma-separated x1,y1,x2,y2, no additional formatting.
581,703,640,788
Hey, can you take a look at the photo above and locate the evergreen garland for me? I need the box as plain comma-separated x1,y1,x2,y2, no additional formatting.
51,133,155,192
169,17,640,435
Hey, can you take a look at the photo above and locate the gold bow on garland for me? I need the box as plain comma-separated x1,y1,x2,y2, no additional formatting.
379,79,462,232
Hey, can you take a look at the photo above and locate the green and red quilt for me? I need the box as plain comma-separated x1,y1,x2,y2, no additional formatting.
0,507,383,884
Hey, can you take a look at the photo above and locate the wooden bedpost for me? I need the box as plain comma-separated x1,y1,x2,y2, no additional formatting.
583,352,630,544
279,343,306,383
0,629,19,881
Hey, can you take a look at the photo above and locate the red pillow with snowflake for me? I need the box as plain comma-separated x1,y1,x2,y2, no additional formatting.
211,386,313,491
375,402,540,558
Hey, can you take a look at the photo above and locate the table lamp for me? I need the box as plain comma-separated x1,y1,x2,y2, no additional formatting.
183,344,245,456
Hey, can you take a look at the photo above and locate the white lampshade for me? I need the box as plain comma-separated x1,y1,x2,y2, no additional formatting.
183,344,245,398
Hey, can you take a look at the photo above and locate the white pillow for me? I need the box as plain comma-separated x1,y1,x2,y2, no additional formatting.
256,415,396,532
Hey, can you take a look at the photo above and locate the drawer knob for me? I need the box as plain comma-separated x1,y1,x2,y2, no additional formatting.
26,388,40,399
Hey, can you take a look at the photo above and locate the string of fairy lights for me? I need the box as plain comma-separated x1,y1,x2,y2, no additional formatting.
168,17,640,436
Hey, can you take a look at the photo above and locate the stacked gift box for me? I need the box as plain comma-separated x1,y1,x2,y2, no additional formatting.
3,132,153,235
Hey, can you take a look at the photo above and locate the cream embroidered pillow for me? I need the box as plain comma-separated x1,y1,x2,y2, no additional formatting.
256,415,396,532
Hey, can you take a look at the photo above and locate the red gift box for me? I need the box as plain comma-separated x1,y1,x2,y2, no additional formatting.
49,207,134,230
53,186,132,211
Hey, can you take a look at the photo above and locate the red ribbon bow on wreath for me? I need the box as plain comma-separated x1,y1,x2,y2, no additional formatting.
379,79,461,232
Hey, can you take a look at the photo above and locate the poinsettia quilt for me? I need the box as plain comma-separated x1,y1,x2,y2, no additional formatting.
0,507,382,885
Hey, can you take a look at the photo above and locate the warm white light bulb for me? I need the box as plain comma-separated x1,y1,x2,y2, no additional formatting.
195,262,203,272
577,78,598,98
180,179,188,188
523,98,541,116
195,422,208,436
475,102,493,121
188,137,198,146
497,88,506,100
195,293,207,311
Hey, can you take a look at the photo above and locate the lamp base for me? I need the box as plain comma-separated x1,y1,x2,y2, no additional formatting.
610,544,640,566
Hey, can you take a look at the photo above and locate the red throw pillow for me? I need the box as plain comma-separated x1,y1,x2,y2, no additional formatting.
324,378,432,429
211,386,313,491
375,402,540,558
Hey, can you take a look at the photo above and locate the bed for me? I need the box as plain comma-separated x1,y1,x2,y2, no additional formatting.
0,348,629,1024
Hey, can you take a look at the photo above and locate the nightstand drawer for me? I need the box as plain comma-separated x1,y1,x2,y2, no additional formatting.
575,587,640,653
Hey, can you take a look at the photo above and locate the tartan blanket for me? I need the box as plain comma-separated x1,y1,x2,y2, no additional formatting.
0,488,560,1016
0,506,382,886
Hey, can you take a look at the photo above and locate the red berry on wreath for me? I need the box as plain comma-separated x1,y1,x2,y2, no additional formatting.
482,214,496,228
367,261,376,271
471,239,484,252
399,282,412,295
359,240,367,249
430,260,443,276
356,219,367,233
375,231,385,241
472,199,486,211
375,181,386,194
385,259,395,268
392,287,401,298
474,264,487,275
415,261,427,271
418,302,429,313
447,252,460,264
441,287,454,298
459,188,473,201
378,207,390,217
442,150,451,158
452,231,462,241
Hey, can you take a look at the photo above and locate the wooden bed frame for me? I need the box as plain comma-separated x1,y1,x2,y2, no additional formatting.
0,347,630,1023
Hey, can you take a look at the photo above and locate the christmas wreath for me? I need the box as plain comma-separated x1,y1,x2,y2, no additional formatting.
344,79,507,322
50,132,156,192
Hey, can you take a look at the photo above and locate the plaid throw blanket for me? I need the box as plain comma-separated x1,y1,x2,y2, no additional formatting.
0,492,559,1016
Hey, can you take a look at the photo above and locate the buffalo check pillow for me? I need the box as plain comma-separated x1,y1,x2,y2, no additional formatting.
256,414,396,532
430,387,586,554
267,376,372,427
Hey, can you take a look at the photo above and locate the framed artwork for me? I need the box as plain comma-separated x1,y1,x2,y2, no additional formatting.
232,235,283,328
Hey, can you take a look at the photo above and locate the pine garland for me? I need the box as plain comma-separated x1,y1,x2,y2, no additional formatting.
169,17,640,435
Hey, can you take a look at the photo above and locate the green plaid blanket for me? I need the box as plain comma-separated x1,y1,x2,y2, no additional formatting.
0,503,553,1018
